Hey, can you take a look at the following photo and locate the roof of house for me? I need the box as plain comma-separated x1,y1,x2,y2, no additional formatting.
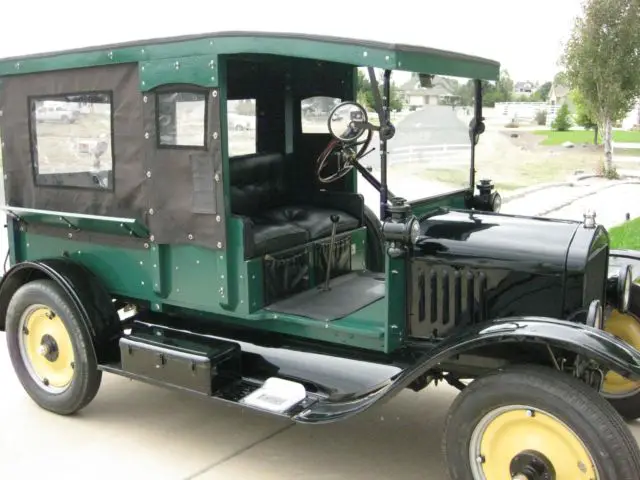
0,31,500,81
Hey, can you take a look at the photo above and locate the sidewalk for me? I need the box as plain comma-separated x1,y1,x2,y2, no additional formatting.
545,183,640,229
501,176,640,229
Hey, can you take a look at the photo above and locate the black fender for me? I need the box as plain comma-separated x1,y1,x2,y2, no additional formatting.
293,317,640,424
0,259,121,362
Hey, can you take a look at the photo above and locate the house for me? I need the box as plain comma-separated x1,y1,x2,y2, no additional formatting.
398,73,459,108
548,83,570,106
622,100,640,130
514,81,535,95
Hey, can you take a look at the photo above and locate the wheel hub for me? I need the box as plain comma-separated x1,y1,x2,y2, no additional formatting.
470,406,598,480
39,333,59,362
510,450,555,480
18,305,75,393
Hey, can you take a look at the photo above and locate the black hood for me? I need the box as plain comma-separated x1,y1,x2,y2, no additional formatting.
413,209,581,274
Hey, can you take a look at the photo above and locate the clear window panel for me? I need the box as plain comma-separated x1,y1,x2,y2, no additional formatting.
227,99,256,157
31,92,113,189
158,91,207,148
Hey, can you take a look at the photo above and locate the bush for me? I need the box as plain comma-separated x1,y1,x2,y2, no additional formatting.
551,104,572,131
605,166,620,179
596,161,620,179
535,109,547,126
505,121,520,128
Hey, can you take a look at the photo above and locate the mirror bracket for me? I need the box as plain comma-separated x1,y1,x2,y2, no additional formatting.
351,121,380,132
468,116,485,146
379,123,396,141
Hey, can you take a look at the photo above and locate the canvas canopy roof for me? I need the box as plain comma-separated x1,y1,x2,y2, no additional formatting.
0,31,500,81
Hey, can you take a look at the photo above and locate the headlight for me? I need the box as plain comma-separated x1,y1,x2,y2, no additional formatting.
410,218,420,244
586,299,603,329
618,265,632,313
606,264,633,313
382,215,420,245
491,192,502,213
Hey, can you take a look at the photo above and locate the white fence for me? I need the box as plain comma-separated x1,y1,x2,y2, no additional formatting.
388,144,470,164
494,102,559,127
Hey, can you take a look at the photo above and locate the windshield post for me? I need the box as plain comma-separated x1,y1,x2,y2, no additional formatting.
380,69,392,218
469,79,483,191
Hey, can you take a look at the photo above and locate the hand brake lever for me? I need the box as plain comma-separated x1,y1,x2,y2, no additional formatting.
322,215,340,292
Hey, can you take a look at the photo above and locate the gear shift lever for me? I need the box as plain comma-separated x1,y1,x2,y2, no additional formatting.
323,215,340,291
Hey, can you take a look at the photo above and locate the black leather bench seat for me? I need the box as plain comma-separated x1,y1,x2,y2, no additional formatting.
230,152,363,258
262,205,359,240
250,218,310,257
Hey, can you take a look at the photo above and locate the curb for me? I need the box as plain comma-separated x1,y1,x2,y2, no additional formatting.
536,178,640,217
502,181,575,203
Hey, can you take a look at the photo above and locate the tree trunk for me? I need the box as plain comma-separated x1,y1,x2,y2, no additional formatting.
594,124,599,145
603,116,613,174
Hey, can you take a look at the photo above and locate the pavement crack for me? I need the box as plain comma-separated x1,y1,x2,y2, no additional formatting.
183,422,295,480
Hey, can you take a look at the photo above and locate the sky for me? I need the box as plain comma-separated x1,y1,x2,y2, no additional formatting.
0,0,585,83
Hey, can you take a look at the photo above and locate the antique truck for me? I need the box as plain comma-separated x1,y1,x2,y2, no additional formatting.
1,31,640,479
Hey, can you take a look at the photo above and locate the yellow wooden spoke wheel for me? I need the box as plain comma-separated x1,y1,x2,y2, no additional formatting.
602,309,640,398
469,406,598,479
17,304,76,393
443,365,640,480
6,279,103,415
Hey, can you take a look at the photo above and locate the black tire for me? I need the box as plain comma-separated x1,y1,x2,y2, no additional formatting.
364,205,385,272
607,391,640,421
5,279,102,415
442,364,640,480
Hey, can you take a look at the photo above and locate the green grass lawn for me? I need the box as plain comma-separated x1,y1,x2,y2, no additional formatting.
609,217,640,250
534,129,640,146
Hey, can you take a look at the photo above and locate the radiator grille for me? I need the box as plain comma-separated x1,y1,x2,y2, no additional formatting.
409,259,488,338
583,245,608,306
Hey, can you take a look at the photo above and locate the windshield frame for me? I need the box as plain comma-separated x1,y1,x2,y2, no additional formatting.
362,71,484,218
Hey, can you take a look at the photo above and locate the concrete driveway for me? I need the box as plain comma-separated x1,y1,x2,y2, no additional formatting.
1,335,638,480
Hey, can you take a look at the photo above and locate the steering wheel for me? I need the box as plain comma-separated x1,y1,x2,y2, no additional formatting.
316,130,373,184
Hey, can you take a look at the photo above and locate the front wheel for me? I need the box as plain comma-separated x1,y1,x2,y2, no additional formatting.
601,309,640,420
5,279,102,415
443,365,640,480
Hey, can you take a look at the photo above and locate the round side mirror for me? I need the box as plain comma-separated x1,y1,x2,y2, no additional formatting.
327,102,368,143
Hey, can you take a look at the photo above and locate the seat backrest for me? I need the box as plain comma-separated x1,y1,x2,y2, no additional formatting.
229,152,288,216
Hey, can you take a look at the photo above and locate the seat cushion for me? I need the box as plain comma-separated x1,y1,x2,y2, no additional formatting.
229,152,287,217
263,205,360,240
250,218,309,257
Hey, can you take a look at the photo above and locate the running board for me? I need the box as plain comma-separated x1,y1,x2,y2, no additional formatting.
99,332,320,419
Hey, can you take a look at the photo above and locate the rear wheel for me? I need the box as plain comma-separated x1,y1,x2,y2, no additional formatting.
5,279,102,415
601,309,640,420
443,365,640,480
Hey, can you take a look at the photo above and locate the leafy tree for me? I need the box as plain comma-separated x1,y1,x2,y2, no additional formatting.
552,103,573,131
553,71,569,86
496,69,514,102
455,80,475,106
562,0,640,175
571,89,599,144
356,70,404,112
532,81,552,102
